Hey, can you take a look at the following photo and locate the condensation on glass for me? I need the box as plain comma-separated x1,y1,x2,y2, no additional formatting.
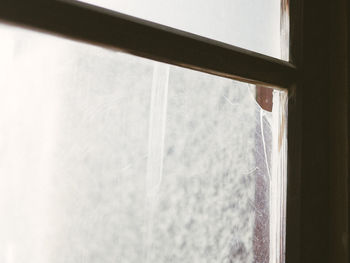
72,0,290,60
0,24,287,263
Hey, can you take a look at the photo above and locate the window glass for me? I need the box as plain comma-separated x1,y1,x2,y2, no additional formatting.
0,23,287,263
73,0,289,59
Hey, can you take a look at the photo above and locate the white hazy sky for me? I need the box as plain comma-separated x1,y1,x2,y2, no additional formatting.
78,0,282,58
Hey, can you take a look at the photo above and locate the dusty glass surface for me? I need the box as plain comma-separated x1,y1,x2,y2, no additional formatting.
0,24,287,263
72,0,289,60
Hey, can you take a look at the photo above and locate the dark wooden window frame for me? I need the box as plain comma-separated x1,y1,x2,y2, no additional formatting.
0,0,336,262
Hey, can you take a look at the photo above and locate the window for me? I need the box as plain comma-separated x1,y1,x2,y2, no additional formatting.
0,0,300,263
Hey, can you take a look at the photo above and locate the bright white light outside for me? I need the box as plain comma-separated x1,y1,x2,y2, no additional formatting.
76,0,284,59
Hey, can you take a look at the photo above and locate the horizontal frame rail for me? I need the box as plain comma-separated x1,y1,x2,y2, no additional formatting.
0,0,297,88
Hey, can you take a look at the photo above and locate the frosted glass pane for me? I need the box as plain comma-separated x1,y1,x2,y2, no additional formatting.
0,24,287,263
73,0,289,59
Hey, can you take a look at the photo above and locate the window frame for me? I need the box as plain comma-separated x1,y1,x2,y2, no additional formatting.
0,0,335,262
0,0,296,87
